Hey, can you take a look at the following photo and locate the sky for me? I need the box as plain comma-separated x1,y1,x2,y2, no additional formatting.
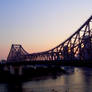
0,0,92,60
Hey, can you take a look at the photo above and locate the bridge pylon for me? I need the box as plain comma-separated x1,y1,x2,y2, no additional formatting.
7,44,28,62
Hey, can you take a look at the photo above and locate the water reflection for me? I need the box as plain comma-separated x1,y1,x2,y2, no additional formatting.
0,82,22,92
0,84,7,92
0,67,92,92
7,82,22,92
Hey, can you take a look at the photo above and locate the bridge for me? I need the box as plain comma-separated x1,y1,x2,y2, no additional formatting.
7,16,92,62
1,16,92,76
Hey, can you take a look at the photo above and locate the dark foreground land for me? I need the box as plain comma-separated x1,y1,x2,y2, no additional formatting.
0,66,66,83
0,60,92,82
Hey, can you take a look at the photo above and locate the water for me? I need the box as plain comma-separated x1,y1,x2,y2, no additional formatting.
0,67,92,92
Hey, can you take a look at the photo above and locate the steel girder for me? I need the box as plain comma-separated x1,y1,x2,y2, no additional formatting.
7,16,92,61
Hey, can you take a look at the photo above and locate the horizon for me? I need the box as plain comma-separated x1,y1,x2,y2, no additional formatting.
0,0,92,60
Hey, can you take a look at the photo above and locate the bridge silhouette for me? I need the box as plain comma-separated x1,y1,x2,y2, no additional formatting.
7,16,92,62
0,16,92,76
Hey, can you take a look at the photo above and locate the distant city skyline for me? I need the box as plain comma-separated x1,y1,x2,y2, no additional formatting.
0,0,92,60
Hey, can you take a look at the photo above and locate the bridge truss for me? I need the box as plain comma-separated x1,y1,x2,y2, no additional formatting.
7,16,92,61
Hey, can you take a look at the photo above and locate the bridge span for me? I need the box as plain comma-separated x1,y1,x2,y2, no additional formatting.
7,15,92,62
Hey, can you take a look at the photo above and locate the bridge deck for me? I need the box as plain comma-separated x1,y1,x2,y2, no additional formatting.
1,60,92,67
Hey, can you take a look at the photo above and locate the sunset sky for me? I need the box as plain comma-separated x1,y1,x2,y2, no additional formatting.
0,0,92,60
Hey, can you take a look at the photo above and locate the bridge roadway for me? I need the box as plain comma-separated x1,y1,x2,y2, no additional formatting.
1,60,92,67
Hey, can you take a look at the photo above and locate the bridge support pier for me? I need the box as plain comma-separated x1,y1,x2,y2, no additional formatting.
9,65,23,76
10,65,15,75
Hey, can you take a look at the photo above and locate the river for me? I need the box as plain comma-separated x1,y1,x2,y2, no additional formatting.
0,67,92,92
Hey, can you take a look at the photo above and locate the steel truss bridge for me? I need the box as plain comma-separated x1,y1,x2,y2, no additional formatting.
7,16,92,62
